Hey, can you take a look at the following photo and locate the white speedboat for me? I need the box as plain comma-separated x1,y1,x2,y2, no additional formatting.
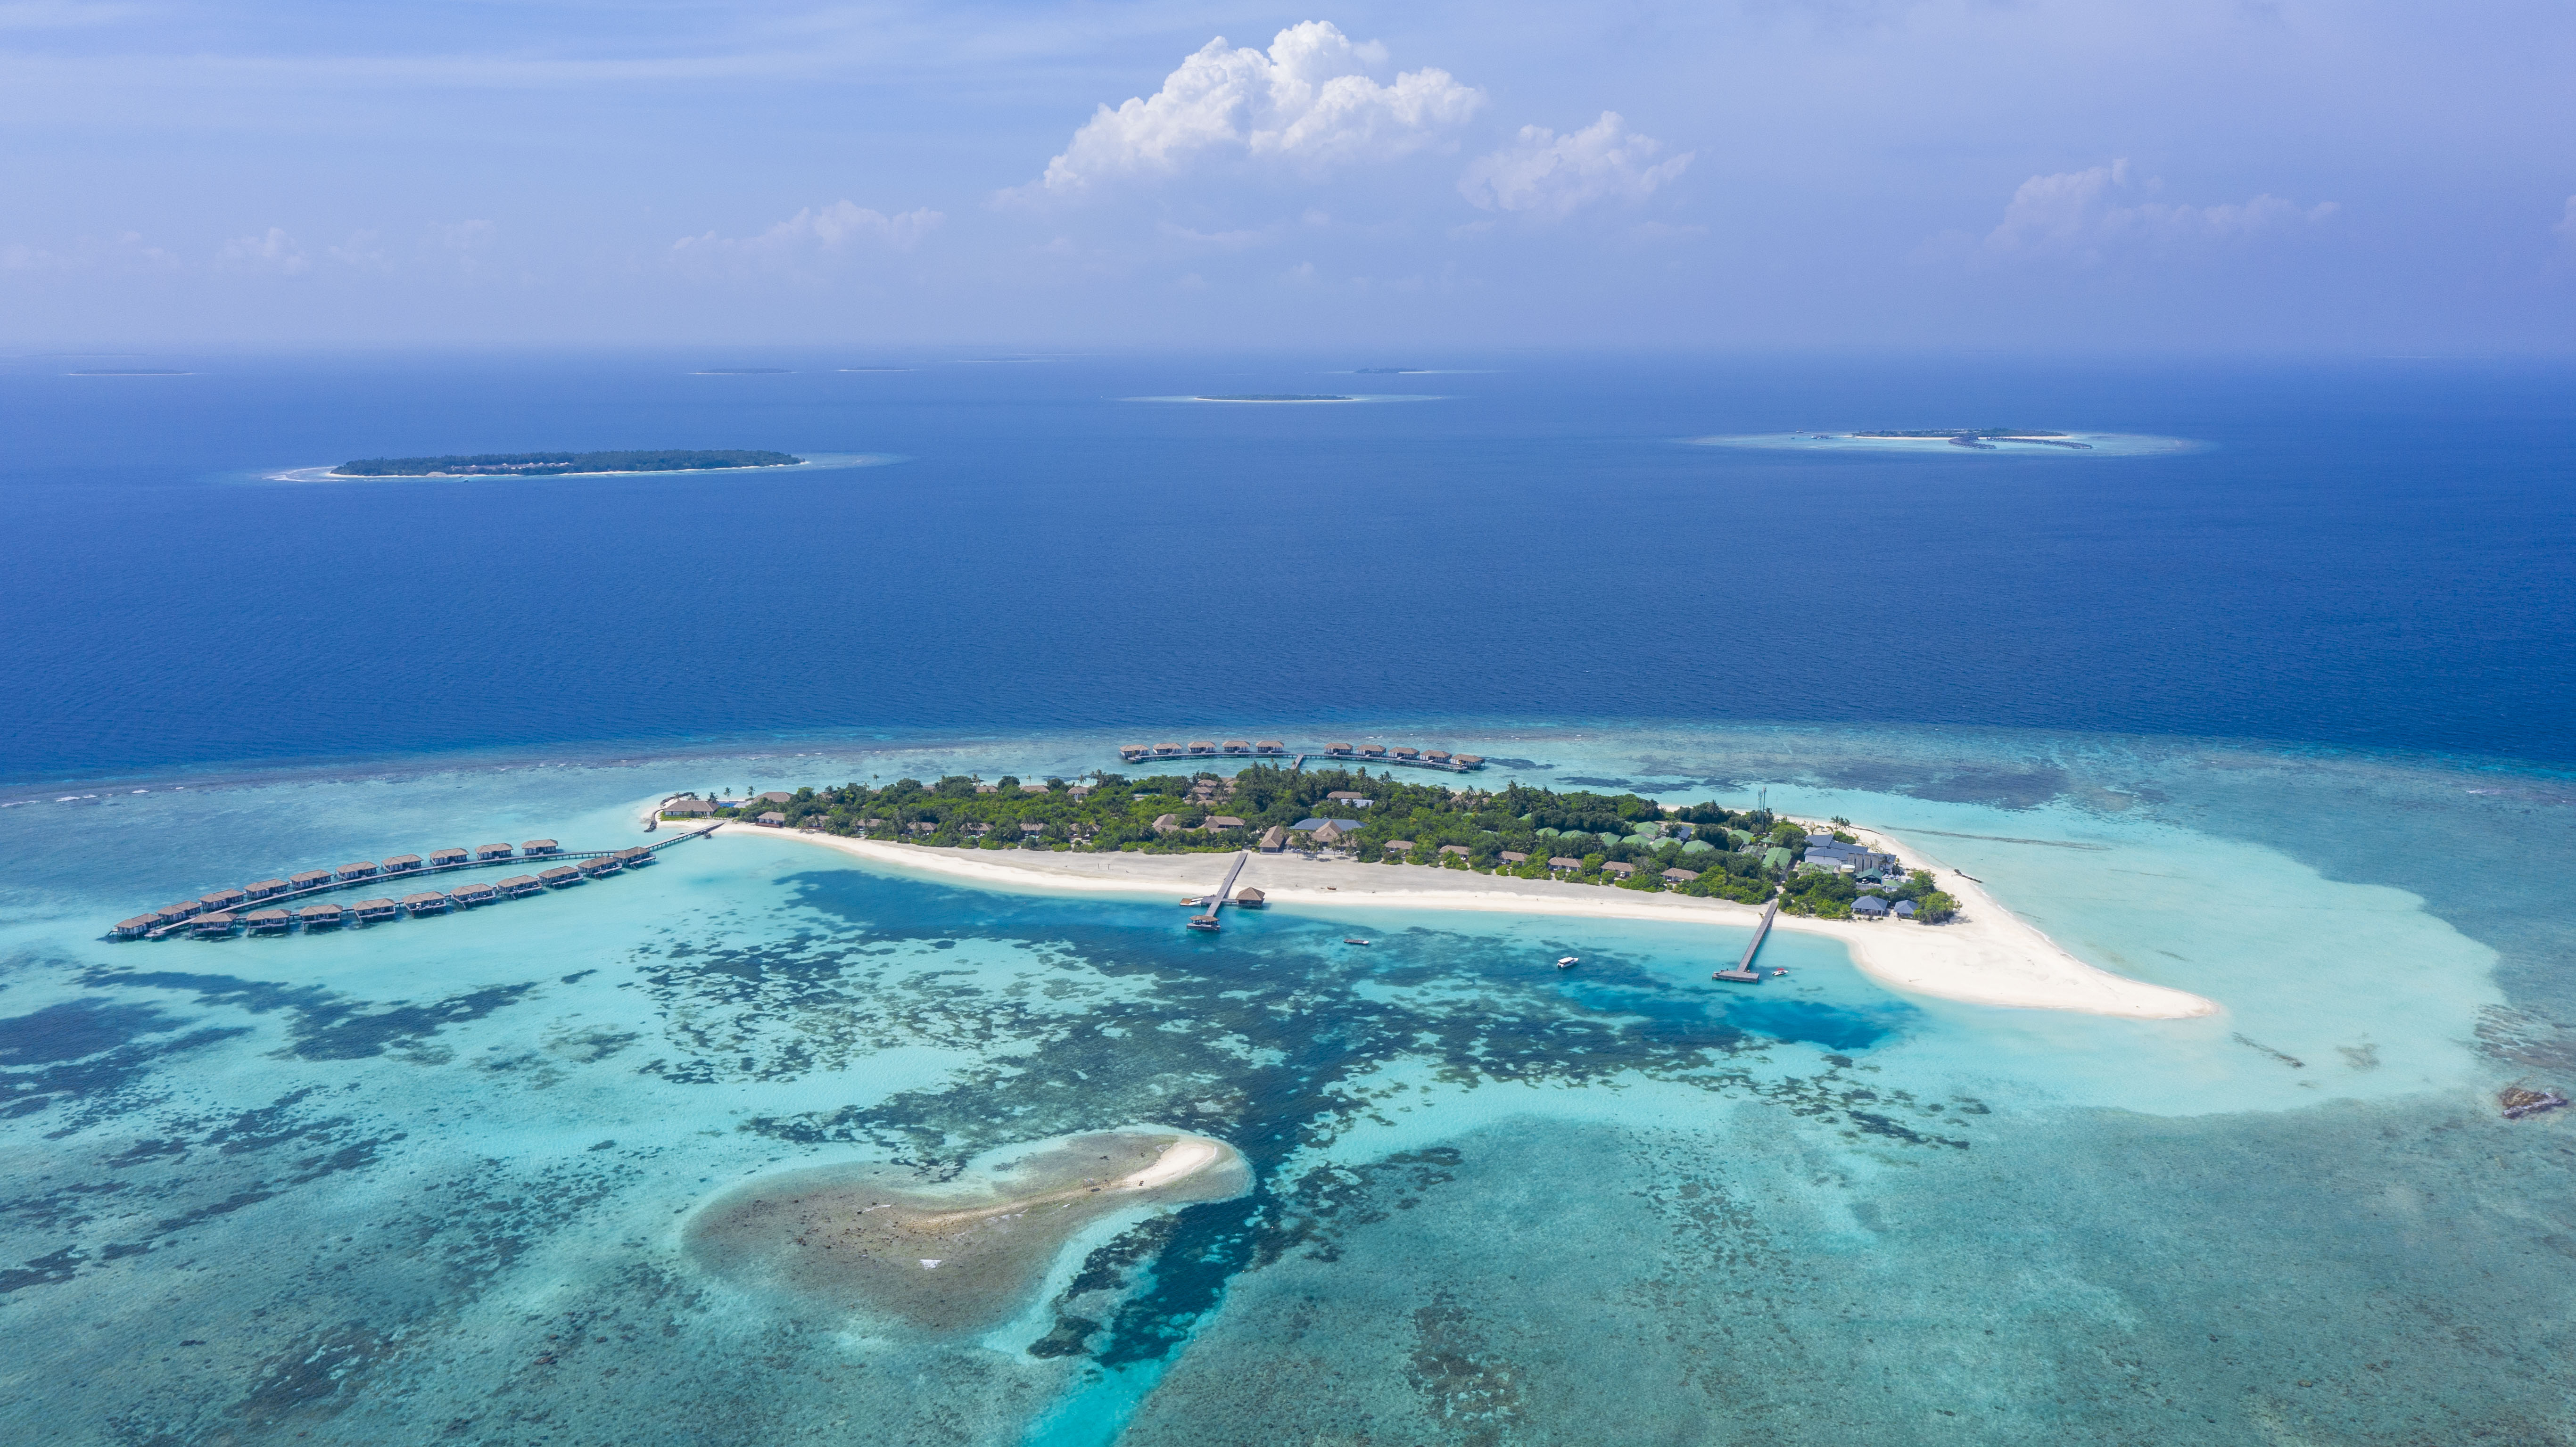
1556,956,1579,969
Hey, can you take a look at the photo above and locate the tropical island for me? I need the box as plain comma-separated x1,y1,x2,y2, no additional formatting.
331,449,805,477
1194,394,1356,403
662,765,1957,921
1853,428,2093,451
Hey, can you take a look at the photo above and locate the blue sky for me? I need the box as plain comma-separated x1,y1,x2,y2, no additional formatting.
5,0,2573,350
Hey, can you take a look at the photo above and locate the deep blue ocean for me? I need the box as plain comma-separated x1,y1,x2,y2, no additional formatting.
8,350,2574,782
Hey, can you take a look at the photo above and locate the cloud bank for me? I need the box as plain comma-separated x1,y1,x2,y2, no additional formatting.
1033,21,1482,195
671,201,942,273
1983,160,2336,262
1458,111,1691,218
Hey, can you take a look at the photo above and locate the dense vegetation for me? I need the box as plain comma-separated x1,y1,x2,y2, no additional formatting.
334,449,802,477
1852,428,2063,439
673,766,1957,921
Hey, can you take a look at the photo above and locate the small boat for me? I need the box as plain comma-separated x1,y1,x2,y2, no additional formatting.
1555,956,1579,969
1771,968,1788,977
1343,937,1371,945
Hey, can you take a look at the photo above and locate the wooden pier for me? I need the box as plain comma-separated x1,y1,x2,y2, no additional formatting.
1185,852,1251,932
1713,896,1781,983
113,824,718,941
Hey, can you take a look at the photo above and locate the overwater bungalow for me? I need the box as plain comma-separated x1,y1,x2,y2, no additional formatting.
1187,740,1217,755
1222,740,1252,755
295,903,345,928
449,880,498,906
1424,750,1452,764
336,861,379,882
496,874,544,898
1153,742,1183,756
614,846,654,867
156,899,202,921
474,842,514,860
1119,745,1149,762
577,855,621,877
539,865,582,888
246,878,290,900
289,870,333,891
1454,754,1485,768
352,897,400,922
1324,741,1355,756
1358,744,1388,758
1391,747,1420,760
428,847,469,868
382,854,425,874
401,891,451,915
191,912,238,938
1234,886,1266,908
113,916,154,939
523,839,562,856
1254,740,1285,755
244,908,292,935
199,887,249,912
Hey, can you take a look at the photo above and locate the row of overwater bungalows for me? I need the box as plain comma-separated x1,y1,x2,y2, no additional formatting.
116,840,658,940
1119,740,1289,763
1114,740,1485,772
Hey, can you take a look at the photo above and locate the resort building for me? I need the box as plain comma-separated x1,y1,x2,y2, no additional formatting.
289,870,334,891
474,842,514,859
523,839,561,856
1439,844,1471,858
1548,856,1582,872
1259,825,1288,853
382,855,424,874
663,798,718,817
246,878,289,900
1233,887,1266,907
1325,791,1372,807
401,892,450,915
1500,851,1529,865
352,898,400,923
429,848,468,868
336,861,379,881
756,811,787,827
1602,861,1637,877
1254,740,1285,756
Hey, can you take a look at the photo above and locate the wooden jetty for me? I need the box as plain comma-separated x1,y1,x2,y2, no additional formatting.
1186,852,1250,932
1714,896,1781,983
117,824,719,940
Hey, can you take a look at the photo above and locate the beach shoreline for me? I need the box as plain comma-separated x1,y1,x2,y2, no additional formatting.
689,820,2219,1021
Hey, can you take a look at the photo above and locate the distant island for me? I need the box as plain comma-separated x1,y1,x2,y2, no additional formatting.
331,450,804,477
1353,368,1428,374
1196,394,1356,403
1854,428,2093,451
695,368,790,375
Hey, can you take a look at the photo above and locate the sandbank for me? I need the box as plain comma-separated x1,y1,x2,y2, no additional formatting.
693,822,2217,1020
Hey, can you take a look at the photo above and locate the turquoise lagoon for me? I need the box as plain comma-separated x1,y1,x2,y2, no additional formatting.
3,723,2571,1445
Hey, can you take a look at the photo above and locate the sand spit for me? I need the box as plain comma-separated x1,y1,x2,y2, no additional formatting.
686,1132,1247,1335
695,821,2216,1020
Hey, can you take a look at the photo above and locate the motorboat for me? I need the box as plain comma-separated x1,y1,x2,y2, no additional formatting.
1343,937,1371,945
1555,956,1579,969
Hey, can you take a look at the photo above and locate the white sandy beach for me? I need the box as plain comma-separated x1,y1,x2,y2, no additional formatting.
685,821,2218,1020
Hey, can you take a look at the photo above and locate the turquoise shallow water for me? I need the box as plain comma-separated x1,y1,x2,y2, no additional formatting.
3,721,2571,1444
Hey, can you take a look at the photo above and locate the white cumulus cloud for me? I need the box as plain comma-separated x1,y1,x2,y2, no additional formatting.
1982,159,2335,262
1032,21,1482,196
219,226,310,274
1458,111,1692,218
672,201,942,273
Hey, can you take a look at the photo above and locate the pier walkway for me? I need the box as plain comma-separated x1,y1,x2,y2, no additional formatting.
1186,852,1251,930
1714,896,1781,983
121,825,719,941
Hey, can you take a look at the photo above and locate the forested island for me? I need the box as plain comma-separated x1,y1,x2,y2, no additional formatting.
1851,428,2093,451
332,450,804,477
673,765,1956,921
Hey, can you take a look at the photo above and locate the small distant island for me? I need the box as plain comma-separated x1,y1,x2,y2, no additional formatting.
1854,428,2093,451
1353,368,1428,374
1196,394,1356,403
696,368,790,375
331,450,804,478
